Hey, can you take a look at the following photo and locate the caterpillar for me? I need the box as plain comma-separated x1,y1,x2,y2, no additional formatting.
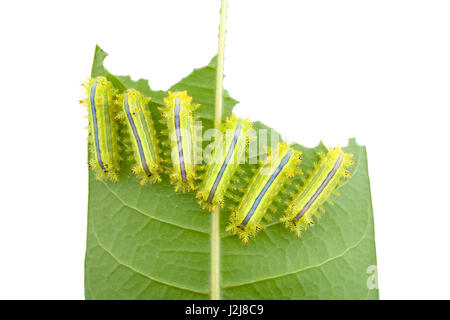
81,76,120,181
116,89,162,185
226,142,302,242
196,115,253,211
159,91,200,192
281,146,353,237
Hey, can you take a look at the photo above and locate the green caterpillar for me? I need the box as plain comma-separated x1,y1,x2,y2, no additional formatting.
196,115,253,211
159,91,200,192
281,146,353,237
226,142,302,242
82,77,120,181
117,89,162,185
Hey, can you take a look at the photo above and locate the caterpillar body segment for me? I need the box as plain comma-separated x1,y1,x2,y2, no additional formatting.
281,146,353,237
159,91,200,192
117,89,162,185
82,77,120,181
196,116,253,211
226,142,302,242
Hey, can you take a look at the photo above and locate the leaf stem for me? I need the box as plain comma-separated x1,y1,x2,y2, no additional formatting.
211,0,228,301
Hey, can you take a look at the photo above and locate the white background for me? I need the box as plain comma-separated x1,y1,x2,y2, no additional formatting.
0,0,449,299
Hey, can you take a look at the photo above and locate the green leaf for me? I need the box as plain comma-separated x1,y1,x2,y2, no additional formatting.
85,46,378,300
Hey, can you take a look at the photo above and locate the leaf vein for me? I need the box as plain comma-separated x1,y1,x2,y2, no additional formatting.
222,190,371,289
100,181,209,234
91,227,209,296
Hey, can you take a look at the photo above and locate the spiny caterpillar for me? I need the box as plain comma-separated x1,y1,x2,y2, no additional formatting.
226,142,302,242
281,146,353,237
116,89,162,185
159,91,200,192
196,115,253,211
82,76,120,181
